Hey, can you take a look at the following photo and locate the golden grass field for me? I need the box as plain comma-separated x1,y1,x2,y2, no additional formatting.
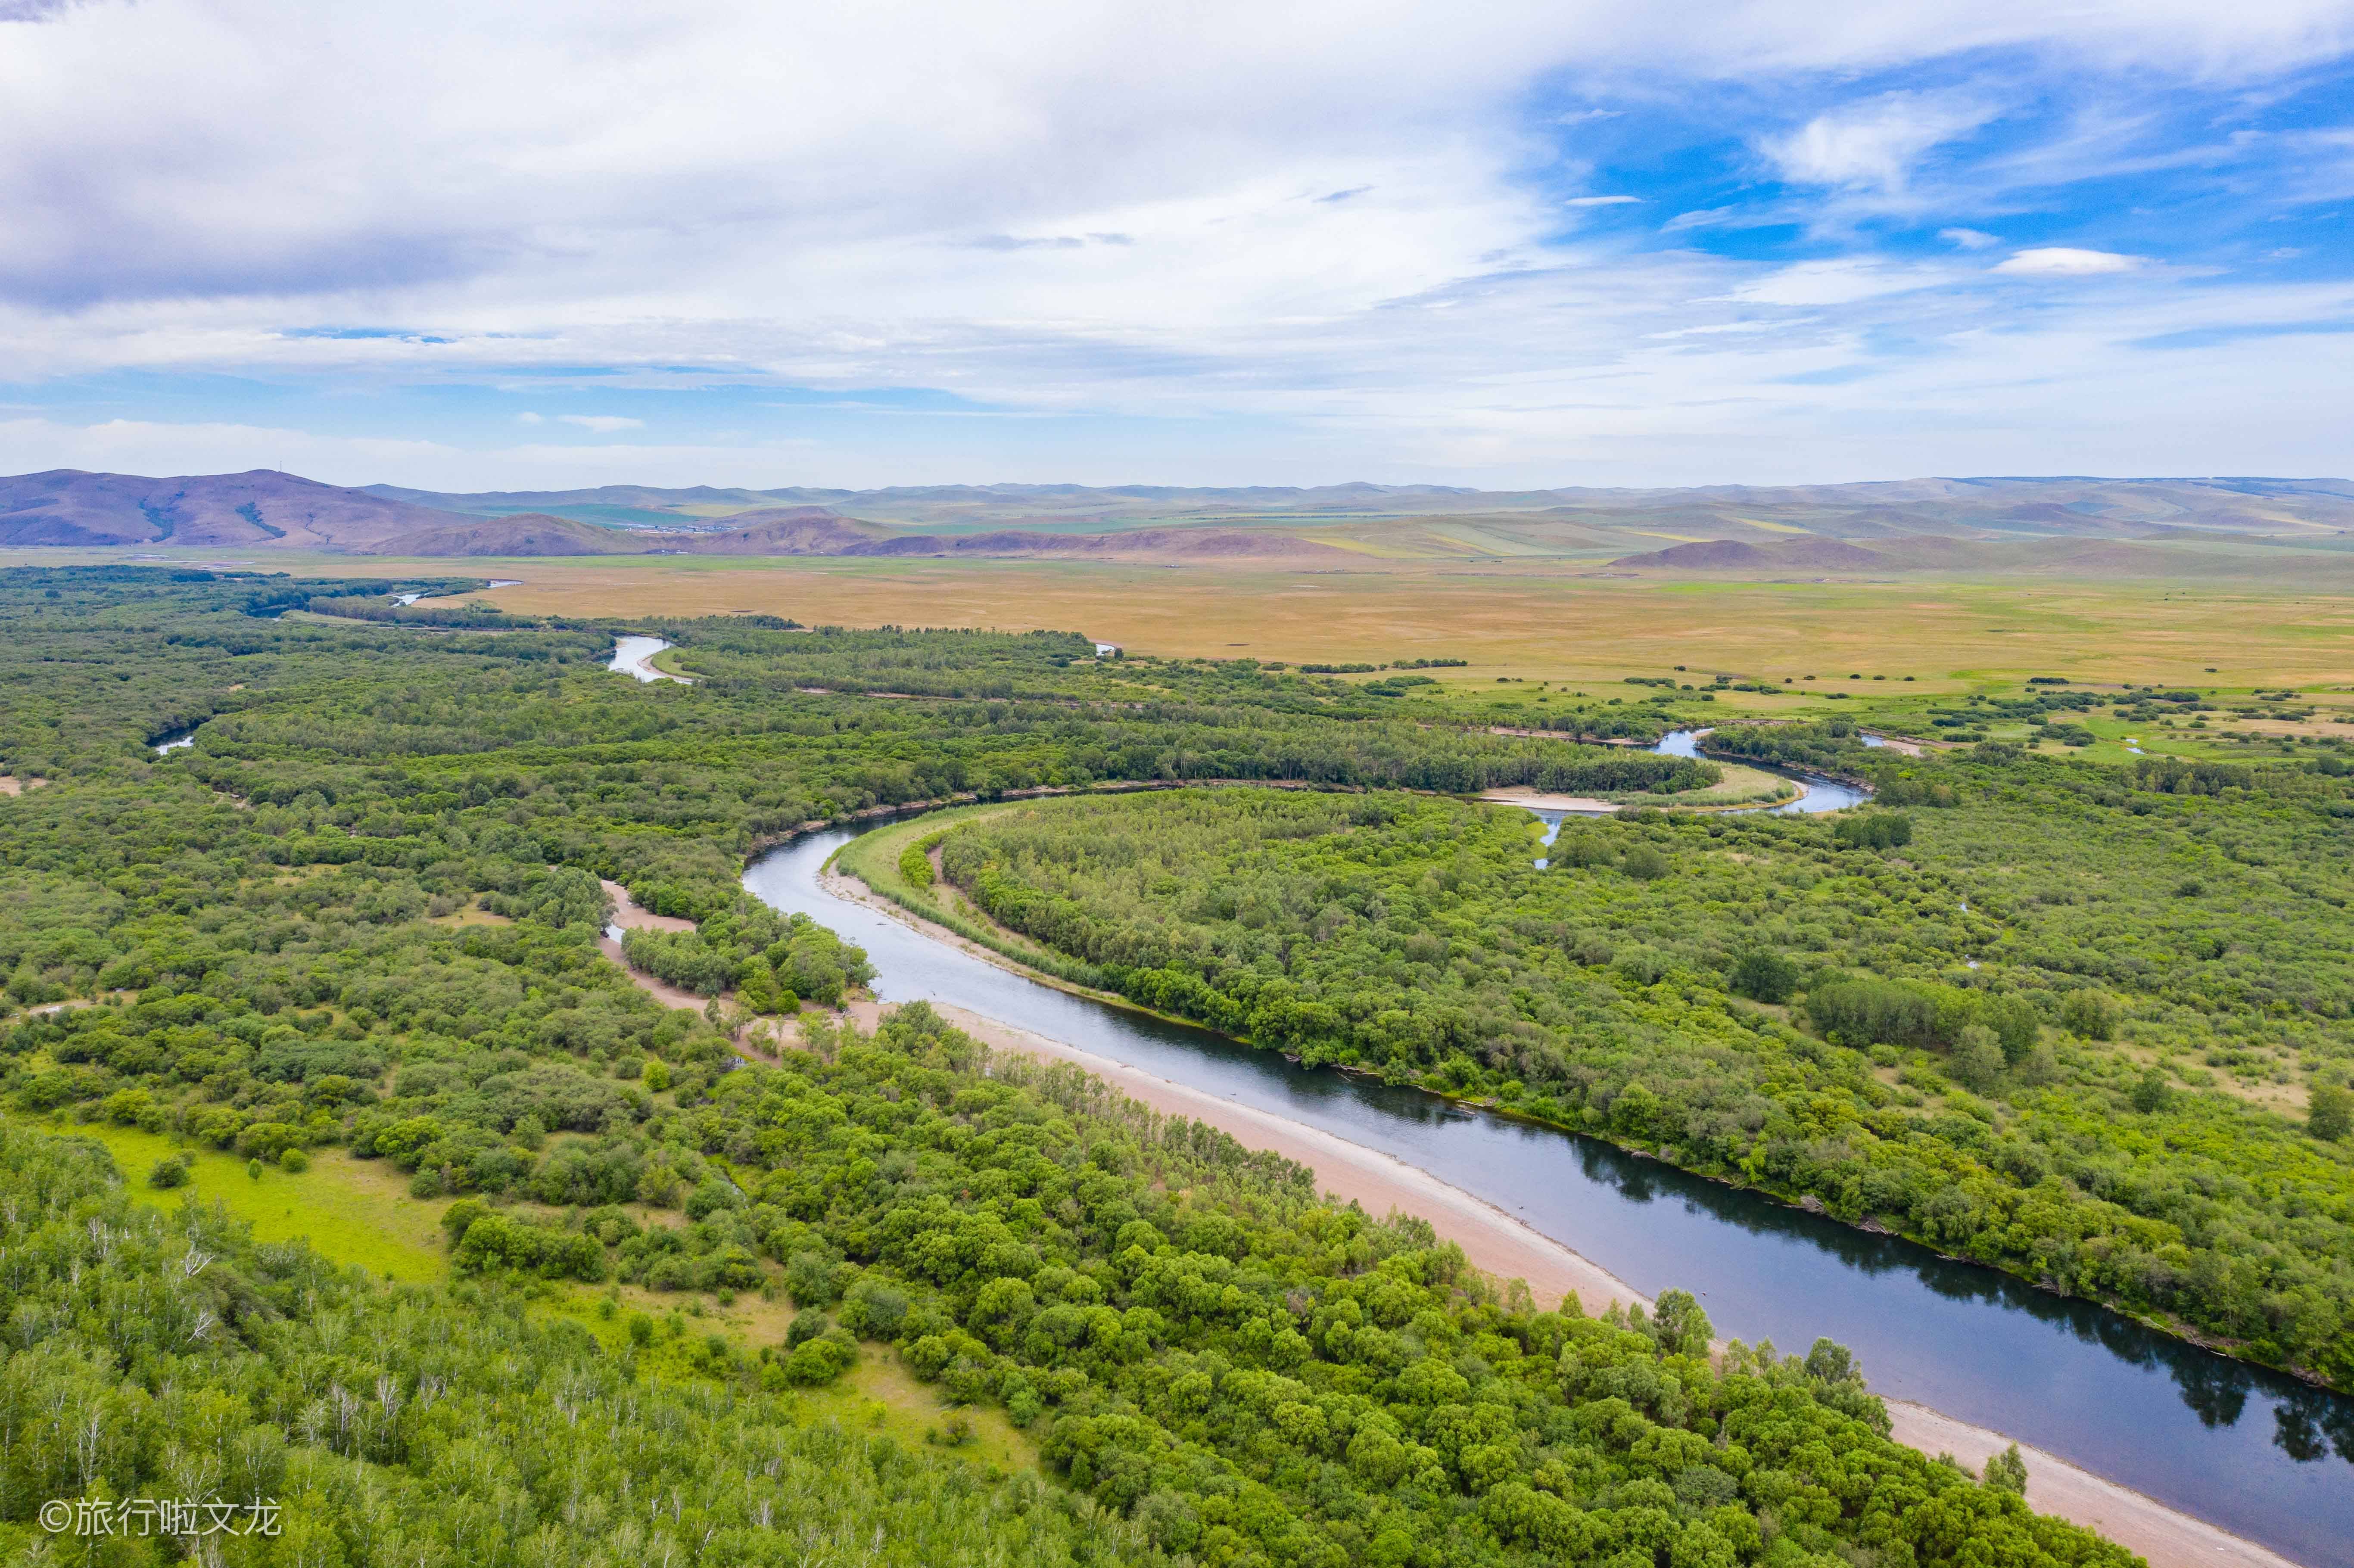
15,543,2354,690
147,551,2354,692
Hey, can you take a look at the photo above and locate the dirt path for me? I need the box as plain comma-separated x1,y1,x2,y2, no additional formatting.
593,880,720,1012
1477,785,1618,813
595,879,708,1011
807,867,2301,1568
600,880,697,934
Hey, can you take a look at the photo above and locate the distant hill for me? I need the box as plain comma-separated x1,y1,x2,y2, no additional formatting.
647,507,891,555
371,474,2354,538
9,467,2354,564
368,513,625,557
829,526,1345,560
1603,531,2354,581
0,469,475,551
1609,538,1889,572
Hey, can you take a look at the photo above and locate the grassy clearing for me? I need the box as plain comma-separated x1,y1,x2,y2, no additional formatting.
542,1283,1038,1473
799,1349,1037,1471
18,1115,453,1281
430,904,513,928
1645,760,1794,806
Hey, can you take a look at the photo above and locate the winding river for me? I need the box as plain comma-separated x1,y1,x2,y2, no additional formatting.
609,635,681,682
744,819,2354,1567
1522,731,1866,859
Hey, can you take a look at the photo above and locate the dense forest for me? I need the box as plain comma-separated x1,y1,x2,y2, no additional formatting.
0,566,2142,1563
0,1007,2129,1568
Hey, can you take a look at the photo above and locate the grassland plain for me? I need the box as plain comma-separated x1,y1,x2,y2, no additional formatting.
10,543,2354,689
485,561,2354,691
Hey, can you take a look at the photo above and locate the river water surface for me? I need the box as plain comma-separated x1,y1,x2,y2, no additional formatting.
1526,731,1866,855
744,821,2354,1566
609,635,675,681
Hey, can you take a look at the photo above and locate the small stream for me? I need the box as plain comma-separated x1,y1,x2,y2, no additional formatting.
1525,730,1867,862
394,579,522,608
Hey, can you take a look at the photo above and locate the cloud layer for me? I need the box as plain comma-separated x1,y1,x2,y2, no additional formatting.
0,0,2350,486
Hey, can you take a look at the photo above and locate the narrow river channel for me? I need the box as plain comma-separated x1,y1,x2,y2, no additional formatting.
744,820,2354,1567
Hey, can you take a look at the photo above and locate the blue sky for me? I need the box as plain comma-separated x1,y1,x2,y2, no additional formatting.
0,1,2349,490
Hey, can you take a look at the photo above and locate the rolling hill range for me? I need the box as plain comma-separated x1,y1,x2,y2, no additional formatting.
372,473,2354,539
0,469,481,551
5,468,2353,569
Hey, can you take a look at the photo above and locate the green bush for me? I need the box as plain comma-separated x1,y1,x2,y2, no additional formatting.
1727,949,1798,1003
2061,989,2118,1040
1833,811,1914,849
781,1329,858,1385
454,1211,609,1282
2312,1081,2353,1142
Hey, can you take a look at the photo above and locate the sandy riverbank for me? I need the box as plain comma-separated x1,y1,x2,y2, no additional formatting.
1477,785,1618,813
596,879,706,1011
947,1000,2298,1568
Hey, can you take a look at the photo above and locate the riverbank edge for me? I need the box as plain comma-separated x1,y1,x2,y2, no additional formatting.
792,861,2303,1568
822,796,2338,1402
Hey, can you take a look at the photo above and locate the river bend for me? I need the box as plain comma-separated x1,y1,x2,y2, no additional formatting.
745,820,2354,1567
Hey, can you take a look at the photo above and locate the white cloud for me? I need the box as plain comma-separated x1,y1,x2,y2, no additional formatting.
1940,227,2001,249
557,414,645,432
0,416,452,478
516,411,544,424
1728,258,1955,306
1994,246,2146,275
1764,91,1999,194
0,0,2348,487
1563,195,1642,207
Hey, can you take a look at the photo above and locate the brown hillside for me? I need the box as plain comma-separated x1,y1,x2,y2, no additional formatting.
1610,538,1887,572
0,469,471,550
657,507,887,555
366,513,629,557
841,527,1346,560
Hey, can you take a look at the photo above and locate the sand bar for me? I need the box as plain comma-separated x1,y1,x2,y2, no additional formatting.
1478,785,1618,812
